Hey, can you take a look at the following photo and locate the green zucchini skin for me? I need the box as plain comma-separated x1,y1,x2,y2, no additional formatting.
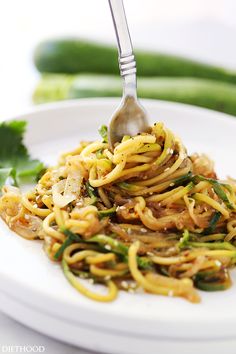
34,39,236,84
33,74,236,116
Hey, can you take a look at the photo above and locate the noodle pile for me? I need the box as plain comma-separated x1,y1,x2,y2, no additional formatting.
1,122,236,303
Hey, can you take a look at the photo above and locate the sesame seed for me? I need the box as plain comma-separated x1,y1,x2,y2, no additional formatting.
140,228,147,233
104,275,111,281
79,274,86,279
121,281,128,289
127,228,132,234
24,214,30,220
215,260,221,267
88,278,94,284
147,252,154,257
105,244,112,250
130,282,137,289
170,183,174,187
129,282,137,289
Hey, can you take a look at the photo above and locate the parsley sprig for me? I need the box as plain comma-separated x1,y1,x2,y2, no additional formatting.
0,120,45,188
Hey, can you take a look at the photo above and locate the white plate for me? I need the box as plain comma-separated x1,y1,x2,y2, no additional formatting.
1,98,236,354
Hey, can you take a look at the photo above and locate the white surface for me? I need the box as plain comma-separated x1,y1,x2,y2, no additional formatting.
0,312,87,354
1,99,236,354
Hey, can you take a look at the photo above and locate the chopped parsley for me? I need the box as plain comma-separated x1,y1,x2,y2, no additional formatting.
98,125,108,143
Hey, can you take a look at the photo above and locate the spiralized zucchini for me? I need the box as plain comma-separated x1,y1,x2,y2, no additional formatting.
1,122,236,303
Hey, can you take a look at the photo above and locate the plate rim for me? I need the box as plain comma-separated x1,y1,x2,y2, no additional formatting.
3,96,236,124
1,98,236,341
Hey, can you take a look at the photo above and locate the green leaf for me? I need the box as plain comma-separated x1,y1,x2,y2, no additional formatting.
0,168,16,188
98,125,108,143
0,120,45,188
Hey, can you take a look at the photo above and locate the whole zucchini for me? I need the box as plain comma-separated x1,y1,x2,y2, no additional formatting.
33,74,236,116
34,39,236,84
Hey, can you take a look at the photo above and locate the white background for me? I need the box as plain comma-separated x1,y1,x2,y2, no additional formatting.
0,0,236,117
0,0,236,353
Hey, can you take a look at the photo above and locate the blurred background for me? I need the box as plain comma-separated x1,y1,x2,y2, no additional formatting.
0,0,236,116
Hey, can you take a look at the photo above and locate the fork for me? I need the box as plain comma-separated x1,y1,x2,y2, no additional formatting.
108,0,149,149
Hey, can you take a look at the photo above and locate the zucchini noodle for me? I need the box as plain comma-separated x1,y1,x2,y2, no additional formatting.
0,122,236,302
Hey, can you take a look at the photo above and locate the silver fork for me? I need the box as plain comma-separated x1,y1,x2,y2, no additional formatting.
108,0,149,149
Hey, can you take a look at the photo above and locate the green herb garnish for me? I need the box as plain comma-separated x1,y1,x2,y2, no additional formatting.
0,120,45,188
98,125,108,143
85,181,97,204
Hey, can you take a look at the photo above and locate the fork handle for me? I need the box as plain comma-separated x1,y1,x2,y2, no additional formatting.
108,0,137,98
